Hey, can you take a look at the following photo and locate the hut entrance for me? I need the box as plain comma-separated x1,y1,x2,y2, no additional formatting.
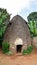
16,45,22,53
15,38,23,53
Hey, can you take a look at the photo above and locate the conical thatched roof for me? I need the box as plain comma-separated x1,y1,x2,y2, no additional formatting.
3,15,31,47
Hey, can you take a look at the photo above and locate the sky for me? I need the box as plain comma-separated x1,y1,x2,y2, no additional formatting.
0,0,37,21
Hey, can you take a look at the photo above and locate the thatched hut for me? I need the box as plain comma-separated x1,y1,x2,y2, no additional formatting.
3,15,32,53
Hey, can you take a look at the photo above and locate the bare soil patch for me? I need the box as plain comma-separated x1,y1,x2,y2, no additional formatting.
0,49,37,65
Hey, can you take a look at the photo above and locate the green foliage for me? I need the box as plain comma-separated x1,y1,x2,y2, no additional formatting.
22,45,33,55
5,51,13,55
0,8,10,36
0,8,10,25
28,20,37,37
2,42,10,53
0,25,7,37
0,8,10,46
27,12,37,21
27,12,37,37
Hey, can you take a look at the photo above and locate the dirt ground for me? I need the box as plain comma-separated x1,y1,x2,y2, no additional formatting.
0,49,37,65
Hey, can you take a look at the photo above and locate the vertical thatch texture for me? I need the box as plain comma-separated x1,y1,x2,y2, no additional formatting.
3,15,32,51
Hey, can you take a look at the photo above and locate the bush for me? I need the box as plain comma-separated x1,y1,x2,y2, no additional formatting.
22,45,33,55
5,51,13,55
2,42,10,53
0,8,10,48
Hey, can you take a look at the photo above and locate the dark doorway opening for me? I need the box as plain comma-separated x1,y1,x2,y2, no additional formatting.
16,45,22,53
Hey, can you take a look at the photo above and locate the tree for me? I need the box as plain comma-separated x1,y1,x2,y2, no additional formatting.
27,12,37,21
0,8,10,46
27,12,37,37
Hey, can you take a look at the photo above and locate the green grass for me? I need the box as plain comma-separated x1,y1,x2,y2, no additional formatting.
2,42,10,53
5,51,13,55
22,45,33,55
